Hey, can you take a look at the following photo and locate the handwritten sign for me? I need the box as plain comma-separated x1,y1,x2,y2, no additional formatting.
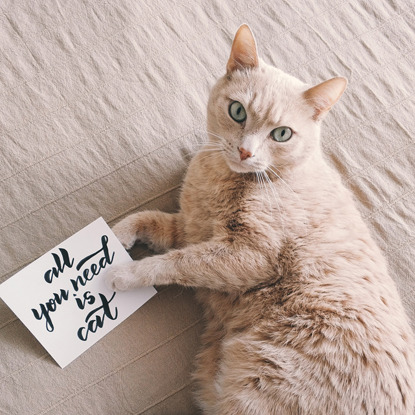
0,217,157,368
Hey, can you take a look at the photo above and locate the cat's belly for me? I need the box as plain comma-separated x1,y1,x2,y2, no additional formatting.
195,286,278,335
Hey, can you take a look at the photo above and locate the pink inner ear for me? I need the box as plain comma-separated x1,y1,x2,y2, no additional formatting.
227,25,259,73
303,77,347,121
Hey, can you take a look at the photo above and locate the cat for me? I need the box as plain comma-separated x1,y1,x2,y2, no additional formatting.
105,25,415,415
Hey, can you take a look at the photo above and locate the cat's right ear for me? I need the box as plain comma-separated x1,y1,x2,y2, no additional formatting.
303,77,348,121
227,24,259,73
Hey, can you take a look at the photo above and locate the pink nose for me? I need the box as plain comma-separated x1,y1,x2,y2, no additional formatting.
239,147,252,161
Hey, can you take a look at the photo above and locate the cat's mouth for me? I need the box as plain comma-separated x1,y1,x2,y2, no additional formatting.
225,154,266,174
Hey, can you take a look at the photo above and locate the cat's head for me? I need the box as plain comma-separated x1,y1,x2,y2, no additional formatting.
207,24,347,175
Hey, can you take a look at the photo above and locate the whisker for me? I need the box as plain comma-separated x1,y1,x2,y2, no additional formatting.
197,144,225,153
255,170,264,195
268,165,298,199
198,145,225,152
197,151,222,163
262,171,278,206
258,171,273,215
193,128,229,146
206,129,227,140
197,150,224,159
254,171,261,195
263,171,286,233
178,140,224,158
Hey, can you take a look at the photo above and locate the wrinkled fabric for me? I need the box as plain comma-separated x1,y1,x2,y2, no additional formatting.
0,0,414,413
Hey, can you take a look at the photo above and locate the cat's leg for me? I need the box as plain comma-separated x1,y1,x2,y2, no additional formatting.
105,239,273,291
212,338,294,415
193,318,224,414
111,211,183,252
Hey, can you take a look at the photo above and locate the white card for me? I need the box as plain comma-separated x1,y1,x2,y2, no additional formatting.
0,217,157,368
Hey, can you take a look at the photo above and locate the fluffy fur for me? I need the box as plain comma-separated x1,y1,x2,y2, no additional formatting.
105,25,415,414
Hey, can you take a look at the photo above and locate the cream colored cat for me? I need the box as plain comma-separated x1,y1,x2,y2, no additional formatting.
105,25,415,415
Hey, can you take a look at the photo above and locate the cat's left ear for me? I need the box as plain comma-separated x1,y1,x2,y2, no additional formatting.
227,24,259,73
303,77,348,121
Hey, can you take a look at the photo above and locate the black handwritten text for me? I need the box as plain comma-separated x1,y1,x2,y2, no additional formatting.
31,289,70,332
77,292,118,341
43,248,74,284
70,235,115,292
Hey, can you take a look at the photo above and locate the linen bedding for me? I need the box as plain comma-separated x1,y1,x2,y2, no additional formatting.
0,0,414,413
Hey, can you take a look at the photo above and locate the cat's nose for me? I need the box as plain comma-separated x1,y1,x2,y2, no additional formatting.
238,147,253,161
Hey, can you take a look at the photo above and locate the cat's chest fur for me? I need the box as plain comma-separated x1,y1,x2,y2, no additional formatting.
179,151,280,246
179,151,298,320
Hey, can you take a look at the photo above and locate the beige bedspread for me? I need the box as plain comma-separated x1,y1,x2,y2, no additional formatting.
1,0,414,414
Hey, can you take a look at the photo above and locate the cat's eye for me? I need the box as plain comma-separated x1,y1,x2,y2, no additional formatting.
271,127,292,142
228,101,247,123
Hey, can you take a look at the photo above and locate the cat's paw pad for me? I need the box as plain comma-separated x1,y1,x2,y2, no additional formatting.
112,218,138,250
105,264,136,291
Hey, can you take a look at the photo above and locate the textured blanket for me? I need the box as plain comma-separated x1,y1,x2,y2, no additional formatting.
1,0,414,413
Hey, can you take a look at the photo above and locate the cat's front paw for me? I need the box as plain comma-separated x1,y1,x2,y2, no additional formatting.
112,217,138,250
105,257,159,291
105,263,138,291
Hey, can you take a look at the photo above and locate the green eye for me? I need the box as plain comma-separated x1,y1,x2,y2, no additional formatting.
271,127,292,142
229,101,247,123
